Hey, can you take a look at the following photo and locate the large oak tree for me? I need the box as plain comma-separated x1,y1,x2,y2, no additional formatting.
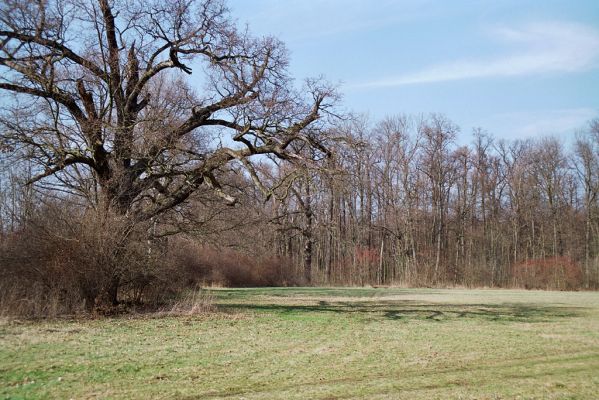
0,0,336,219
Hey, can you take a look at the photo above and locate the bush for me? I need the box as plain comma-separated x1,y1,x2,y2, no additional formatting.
0,202,300,318
511,256,583,290
167,239,300,288
0,203,166,316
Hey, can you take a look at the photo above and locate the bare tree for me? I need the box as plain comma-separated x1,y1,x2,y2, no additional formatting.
532,137,568,257
419,114,458,280
573,121,599,286
0,0,336,219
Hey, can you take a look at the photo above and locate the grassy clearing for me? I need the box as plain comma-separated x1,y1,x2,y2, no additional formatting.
1,288,599,399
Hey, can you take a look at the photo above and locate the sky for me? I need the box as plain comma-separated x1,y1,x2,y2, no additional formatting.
228,0,599,144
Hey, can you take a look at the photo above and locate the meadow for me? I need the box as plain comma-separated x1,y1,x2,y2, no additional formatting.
2,288,599,399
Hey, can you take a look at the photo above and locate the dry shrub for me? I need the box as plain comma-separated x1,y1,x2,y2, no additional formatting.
167,239,300,287
0,281,84,319
0,200,299,318
511,256,583,290
355,246,381,267
0,203,167,317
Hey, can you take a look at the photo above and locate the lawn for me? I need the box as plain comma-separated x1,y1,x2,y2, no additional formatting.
1,288,599,399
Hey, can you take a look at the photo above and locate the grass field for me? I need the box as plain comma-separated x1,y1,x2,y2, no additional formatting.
1,288,599,399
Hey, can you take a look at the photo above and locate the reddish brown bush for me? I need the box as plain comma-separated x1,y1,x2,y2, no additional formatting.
511,256,583,290
166,239,300,288
0,199,302,318
0,204,168,316
355,246,381,266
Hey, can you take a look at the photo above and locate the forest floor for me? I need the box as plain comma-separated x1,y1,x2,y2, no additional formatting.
1,288,599,399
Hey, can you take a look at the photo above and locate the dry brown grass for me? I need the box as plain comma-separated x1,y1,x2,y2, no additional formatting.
163,289,216,316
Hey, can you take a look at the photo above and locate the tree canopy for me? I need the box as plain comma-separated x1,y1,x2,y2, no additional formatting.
0,0,337,219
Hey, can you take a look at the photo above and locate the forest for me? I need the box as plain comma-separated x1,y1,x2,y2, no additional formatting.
0,0,598,317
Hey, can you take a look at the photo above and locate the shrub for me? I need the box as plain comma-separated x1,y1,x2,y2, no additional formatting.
0,203,165,316
0,203,300,318
511,256,583,290
167,239,300,288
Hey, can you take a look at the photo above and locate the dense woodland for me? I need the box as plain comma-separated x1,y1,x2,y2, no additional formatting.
0,0,598,315
260,115,599,290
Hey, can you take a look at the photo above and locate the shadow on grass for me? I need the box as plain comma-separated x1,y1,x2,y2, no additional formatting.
210,287,447,299
219,300,584,323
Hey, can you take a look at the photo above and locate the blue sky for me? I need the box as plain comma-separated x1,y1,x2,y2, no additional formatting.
228,0,599,143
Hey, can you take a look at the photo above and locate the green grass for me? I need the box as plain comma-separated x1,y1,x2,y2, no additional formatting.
2,288,599,399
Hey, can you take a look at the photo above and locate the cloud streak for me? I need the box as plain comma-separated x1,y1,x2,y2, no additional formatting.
231,0,435,42
482,108,597,140
352,21,599,88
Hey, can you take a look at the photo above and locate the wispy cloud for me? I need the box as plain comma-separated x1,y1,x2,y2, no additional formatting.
352,21,599,88
484,108,597,139
231,0,433,42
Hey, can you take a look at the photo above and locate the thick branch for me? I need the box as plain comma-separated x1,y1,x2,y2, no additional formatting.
0,82,87,123
26,155,95,185
0,30,108,81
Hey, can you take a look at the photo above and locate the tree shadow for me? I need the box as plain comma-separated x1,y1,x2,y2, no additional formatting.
220,300,584,323
211,287,447,299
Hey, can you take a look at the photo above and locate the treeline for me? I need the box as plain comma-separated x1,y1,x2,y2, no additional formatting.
1,113,598,317
1,0,598,318
259,114,599,289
